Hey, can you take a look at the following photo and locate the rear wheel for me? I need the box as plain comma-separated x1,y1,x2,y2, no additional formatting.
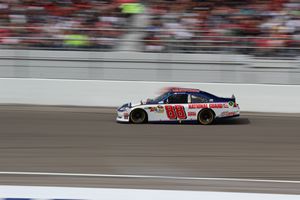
130,109,147,124
198,109,215,125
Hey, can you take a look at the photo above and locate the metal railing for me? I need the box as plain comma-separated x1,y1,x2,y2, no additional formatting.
0,48,299,85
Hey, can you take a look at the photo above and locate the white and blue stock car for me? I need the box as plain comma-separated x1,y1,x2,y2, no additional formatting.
117,87,240,125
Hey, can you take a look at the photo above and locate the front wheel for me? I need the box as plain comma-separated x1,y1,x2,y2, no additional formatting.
130,109,147,124
198,109,215,125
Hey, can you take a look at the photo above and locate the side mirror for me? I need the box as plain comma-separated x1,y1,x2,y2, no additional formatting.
164,99,169,104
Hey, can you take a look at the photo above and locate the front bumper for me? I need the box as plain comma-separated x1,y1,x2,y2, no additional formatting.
116,111,130,123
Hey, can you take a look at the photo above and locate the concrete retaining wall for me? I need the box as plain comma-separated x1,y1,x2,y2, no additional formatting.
0,78,299,113
1,185,299,200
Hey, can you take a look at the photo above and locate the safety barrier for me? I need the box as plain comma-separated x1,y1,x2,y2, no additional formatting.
0,49,300,85
0,78,299,113
0,185,300,200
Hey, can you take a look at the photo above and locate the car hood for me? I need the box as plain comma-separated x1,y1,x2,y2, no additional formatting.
130,99,154,108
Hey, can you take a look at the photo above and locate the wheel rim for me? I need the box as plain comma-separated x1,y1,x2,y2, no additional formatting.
200,110,213,124
131,110,145,123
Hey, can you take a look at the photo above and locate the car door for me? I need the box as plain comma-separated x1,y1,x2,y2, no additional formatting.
163,93,189,121
186,94,210,120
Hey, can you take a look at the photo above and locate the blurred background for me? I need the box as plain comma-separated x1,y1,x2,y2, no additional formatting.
1,1,300,198
1,0,300,85
0,0,299,56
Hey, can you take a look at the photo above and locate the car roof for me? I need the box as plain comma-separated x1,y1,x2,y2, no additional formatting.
167,87,218,99
168,87,200,93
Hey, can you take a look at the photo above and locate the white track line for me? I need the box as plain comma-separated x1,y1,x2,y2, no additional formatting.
0,171,300,184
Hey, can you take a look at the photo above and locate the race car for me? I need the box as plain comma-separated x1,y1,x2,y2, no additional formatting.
116,87,240,125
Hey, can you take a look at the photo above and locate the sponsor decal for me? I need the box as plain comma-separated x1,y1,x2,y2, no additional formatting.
165,105,187,119
221,111,238,117
188,112,196,116
228,101,234,107
190,103,229,109
145,106,155,112
124,112,129,119
147,106,164,113
171,88,200,93
209,103,224,108
156,105,165,113
188,104,209,109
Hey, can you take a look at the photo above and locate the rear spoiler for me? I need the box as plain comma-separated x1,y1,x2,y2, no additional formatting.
231,94,238,107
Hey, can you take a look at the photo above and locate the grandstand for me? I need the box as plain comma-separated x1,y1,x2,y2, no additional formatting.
145,0,300,56
0,0,299,56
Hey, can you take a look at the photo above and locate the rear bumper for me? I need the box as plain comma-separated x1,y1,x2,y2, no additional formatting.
218,107,240,118
219,114,240,119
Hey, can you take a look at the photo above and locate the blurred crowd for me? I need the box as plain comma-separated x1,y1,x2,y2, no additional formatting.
0,0,300,56
144,0,300,56
0,0,142,49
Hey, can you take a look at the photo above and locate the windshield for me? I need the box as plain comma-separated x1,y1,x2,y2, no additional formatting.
149,92,169,103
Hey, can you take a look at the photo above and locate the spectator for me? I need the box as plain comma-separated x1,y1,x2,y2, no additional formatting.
64,30,90,48
1,0,300,56
0,0,131,49
145,0,300,56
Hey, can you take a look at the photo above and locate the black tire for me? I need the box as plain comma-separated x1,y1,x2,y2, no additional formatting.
130,109,147,124
198,109,215,125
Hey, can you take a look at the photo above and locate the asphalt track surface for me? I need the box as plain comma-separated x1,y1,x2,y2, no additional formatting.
0,105,300,194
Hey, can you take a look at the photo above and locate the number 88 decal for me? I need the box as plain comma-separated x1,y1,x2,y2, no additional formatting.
165,105,187,119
